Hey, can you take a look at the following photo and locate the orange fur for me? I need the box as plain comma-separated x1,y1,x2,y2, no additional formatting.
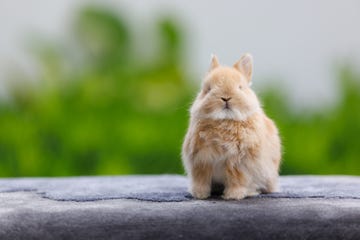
182,54,281,200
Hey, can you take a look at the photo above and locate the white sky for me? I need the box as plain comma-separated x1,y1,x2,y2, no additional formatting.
1,0,360,108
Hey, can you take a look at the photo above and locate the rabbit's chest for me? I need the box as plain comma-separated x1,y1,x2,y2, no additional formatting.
195,120,259,157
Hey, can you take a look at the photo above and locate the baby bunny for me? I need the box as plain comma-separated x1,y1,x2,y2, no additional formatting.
182,54,281,200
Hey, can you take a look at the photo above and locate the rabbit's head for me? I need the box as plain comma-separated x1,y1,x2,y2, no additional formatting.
190,54,261,121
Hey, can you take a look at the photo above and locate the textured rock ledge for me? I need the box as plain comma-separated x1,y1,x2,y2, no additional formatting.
0,175,360,240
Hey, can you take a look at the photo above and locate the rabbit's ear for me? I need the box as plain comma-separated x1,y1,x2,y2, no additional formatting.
233,53,253,83
209,54,220,72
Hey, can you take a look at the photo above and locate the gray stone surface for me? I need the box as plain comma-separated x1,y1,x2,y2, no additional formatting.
0,175,360,240
1,175,360,202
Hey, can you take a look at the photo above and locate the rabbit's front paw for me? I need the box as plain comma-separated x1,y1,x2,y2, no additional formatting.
222,187,247,200
191,184,211,199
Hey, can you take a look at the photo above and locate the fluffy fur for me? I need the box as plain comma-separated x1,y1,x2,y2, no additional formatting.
182,54,281,200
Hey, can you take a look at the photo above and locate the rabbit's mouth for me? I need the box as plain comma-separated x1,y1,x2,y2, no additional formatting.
223,102,231,110
222,106,235,117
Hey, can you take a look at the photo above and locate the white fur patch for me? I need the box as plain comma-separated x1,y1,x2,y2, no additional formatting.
209,107,260,121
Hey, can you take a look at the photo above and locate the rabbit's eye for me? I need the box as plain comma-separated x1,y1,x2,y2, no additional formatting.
204,86,211,94
239,85,243,89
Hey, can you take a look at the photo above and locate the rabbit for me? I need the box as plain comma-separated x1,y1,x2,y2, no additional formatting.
182,54,281,200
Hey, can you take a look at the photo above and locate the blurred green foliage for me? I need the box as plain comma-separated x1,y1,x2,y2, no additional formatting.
262,67,360,175
0,6,359,176
0,6,193,176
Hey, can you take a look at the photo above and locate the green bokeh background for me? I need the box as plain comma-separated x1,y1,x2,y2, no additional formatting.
0,6,359,177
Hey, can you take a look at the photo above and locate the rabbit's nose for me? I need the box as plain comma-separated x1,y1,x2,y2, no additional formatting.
221,97,231,102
